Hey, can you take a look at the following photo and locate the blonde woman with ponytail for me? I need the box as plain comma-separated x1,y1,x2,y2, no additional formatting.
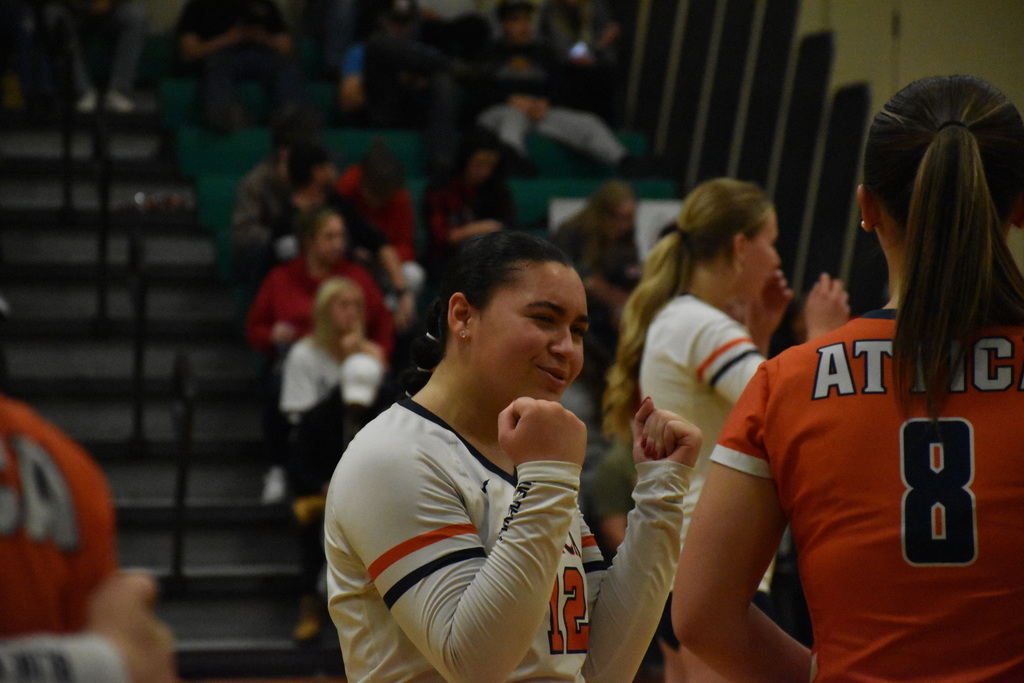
603,177,848,683
673,75,1024,681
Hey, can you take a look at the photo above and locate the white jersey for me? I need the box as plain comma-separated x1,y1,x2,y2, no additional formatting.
639,295,772,591
325,399,691,682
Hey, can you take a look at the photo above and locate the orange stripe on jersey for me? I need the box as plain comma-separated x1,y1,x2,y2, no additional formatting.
368,523,478,580
582,535,598,548
696,337,754,382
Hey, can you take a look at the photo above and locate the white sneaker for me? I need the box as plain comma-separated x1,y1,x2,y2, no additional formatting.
261,465,288,504
104,90,136,113
75,90,98,113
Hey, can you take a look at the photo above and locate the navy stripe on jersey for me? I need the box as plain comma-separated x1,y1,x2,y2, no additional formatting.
584,560,608,574
399,399,517,485
382,547,487,608
709,349,762,388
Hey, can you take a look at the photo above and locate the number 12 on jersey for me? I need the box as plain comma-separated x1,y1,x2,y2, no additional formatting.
900,418,977,566
547,567,589,654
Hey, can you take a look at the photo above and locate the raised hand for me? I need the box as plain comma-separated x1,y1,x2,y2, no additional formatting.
498,397,587,467
631,397,702,467
802,272,850,341
87,571,177,683
744,268,793,354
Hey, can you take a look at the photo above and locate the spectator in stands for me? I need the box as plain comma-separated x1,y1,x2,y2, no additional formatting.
0,1,47,112
475,0,647,177
41,0,150,113
278,141,418,332
0,391,176,682
308,0,376,80
246,207,394,504
231,105,325,305
174,0,307,133
421,127,517,284
552,179,639,370
280,276,386,642
537,0,620,123
417,0,492,63
341,0,460,174
336,137,427,309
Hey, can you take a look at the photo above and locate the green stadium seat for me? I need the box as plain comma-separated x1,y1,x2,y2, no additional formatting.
176,125,272,177
323,128,427,178
194,172,245,279
524,131,650,178
160,78,198,129
160,77,337,129
137,32,176,86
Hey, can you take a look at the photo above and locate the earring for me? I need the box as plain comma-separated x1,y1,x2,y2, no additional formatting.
860,220,866,228
459,330,468,339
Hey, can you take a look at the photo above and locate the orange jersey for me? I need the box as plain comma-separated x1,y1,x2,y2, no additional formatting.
0,396,117,635
714,311,1024,681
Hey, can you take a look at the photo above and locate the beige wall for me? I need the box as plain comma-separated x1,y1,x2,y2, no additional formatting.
798,0,1024,265
797,0,1024,119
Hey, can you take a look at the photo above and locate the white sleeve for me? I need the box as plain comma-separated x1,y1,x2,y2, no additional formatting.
582,460,692,683
336,452,581,682
693,315,764,404
279,344,325,415
0,634,129,683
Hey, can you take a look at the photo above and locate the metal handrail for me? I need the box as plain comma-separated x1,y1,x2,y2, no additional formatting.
93,88,112,328
169,351,196,589
127,230,147,451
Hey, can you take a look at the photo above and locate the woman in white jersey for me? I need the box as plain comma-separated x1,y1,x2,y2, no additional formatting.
325,230,700,682
603,177,849,682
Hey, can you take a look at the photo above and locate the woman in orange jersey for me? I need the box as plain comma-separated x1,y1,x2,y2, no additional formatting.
602,177,848,682
672,74,1024,681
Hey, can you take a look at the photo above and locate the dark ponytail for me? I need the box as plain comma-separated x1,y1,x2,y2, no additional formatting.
399,231,572,397
863,75,1024,415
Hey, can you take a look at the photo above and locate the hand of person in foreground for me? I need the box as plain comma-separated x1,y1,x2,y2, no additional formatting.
631,396,702,468
498,397,587,467
87,571,177,683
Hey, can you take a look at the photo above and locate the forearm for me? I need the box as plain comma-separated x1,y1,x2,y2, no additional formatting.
178,33,230,63
583,460,692,683
685,605,811,681
393,462,580,682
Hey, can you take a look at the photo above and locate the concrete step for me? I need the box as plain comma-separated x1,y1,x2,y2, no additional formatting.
0,128,165,163
1,280,237,324
118,508,299,571
104,456,268,506
26,396,262,444
3,338,257,385
1,228,216,271
0,176,194,212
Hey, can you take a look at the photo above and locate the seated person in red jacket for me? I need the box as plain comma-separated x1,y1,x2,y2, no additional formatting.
276,141,417,332
246,206,395,363
245,206,394,503
421,127,517,284
336,138,426,308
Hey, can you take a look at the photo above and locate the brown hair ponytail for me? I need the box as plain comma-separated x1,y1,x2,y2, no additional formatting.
863,75,1024,415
